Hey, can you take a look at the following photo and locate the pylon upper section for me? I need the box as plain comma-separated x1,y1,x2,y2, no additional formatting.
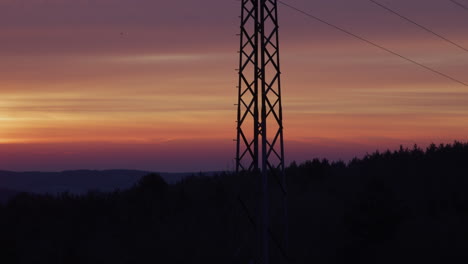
236,0,285,175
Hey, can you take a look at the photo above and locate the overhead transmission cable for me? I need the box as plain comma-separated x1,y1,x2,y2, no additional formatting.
277,0,468,87
449,0,468,11
369,0,468,53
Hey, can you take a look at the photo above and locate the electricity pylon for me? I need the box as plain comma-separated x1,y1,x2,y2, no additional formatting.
235,0,287,263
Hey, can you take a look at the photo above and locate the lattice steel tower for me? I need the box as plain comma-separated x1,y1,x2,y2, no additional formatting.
236,0,287,263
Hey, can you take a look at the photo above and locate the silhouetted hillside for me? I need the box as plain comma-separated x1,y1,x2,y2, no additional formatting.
2,142,468,263
0,170,208,195
0,188,19,204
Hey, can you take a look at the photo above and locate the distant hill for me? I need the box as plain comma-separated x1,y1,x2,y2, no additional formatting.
0,188,20,204
0,170,211,195
3,142,468,263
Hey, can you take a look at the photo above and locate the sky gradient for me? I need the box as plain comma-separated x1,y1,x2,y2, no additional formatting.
1,0,468,172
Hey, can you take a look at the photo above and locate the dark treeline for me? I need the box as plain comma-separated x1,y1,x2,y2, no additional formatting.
2,142,468,263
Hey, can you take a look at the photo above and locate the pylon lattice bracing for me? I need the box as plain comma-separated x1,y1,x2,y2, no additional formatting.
235,1,287,263
236,0,285,176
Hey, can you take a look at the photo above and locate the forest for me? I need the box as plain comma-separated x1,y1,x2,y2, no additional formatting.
1,142,468,263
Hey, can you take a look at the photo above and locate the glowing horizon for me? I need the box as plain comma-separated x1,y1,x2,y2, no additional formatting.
1,0,467,172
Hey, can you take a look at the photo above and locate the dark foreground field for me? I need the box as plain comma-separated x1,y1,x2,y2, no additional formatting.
1,142,468,263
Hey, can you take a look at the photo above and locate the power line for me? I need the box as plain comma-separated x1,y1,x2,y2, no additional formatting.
449,0,468,11
369,0,468,53
277,0,468,87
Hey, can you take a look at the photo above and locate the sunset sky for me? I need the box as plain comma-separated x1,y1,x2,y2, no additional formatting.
1,0,467,172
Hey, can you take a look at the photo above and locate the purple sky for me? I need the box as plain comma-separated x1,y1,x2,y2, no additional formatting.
1,0,468,172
